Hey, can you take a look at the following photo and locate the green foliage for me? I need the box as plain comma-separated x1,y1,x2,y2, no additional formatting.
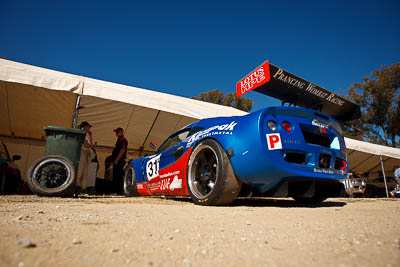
344,63,400,147
192,89,253,112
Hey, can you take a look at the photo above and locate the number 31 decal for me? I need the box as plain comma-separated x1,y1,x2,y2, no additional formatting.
146,155,160,181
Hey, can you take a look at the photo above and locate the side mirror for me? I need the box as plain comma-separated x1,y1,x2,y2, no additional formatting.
149,142,157,150
12,155,21,161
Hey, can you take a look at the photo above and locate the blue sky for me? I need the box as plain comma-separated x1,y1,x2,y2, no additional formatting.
1,0,399,111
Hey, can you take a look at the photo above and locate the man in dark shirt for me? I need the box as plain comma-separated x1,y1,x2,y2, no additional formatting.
108,127,128,194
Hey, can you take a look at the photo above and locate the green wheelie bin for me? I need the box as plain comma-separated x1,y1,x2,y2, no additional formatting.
27,126,86,197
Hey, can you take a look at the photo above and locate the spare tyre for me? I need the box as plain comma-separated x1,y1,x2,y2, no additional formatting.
27,155,76,197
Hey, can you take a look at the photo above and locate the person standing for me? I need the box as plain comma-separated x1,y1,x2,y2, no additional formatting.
76,121,95,195
394,166,400,185
390,165,400,197
106,127,128,195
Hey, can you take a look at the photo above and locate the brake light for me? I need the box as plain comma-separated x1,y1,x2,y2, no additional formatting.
267,120,277,132
335,158,347,170
340,160,347,170
282,121,291,132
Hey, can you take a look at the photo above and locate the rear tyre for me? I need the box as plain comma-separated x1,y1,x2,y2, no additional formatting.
293,196,327,204
27,155,76,197
123,165,140,197
187,139,242,206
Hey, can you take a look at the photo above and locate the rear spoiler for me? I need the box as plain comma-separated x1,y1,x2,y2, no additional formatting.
236,61,361,121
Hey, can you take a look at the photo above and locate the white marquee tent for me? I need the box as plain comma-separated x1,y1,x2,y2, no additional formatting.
0,59,247,178
345,138,400,174
1,59,399,193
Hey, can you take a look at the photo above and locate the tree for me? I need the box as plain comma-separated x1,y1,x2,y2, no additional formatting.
192,89,253,112
344,63,400,147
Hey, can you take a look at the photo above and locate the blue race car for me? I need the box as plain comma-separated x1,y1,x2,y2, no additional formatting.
123,61,360,205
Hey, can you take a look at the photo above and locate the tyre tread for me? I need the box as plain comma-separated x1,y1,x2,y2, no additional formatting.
27,155,76,197
187,139,241,206
123,165,140,197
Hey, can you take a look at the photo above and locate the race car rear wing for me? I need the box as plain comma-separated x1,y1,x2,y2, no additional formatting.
236,61,361,121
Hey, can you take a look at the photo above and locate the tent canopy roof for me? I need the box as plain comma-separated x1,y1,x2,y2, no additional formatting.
0,58,247,120
344,137,400,175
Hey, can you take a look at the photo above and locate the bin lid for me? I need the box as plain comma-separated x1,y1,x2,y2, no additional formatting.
44,125,86,135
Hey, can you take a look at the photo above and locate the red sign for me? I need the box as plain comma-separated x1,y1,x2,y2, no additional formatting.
266,133,282,150
236,61,271,97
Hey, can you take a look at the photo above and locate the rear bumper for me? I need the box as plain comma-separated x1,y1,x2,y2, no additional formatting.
254,176,346,198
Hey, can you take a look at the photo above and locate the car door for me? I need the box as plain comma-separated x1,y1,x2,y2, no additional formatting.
145,129,191,195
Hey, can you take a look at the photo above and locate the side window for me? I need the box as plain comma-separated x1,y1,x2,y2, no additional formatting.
188,126,204,137
157,129,191,154
157,127,204,154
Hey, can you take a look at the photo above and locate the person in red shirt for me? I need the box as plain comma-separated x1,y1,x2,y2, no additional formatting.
105,127,128,194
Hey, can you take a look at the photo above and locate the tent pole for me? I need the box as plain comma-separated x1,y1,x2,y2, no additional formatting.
72,95,82,128
380,156,389,198
139,110,160,157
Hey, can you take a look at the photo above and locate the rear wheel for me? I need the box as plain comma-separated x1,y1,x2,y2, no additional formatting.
27,155,76,197
123,165,139,197
187,139,241,206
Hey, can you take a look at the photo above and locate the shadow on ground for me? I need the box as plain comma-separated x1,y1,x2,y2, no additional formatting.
162,196,347,208
232,197,347,208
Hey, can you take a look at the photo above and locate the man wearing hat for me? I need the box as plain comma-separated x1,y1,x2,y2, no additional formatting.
107,127,128,194
390,165,400,197
76,121,96,195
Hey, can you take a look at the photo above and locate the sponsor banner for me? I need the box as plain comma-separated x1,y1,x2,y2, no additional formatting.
186,121,237,148
147,156,187,195
236,61,360,121
169,175,183,191
313,168,334,174
148,174,184,193
140,147,193,196
236,61,270,97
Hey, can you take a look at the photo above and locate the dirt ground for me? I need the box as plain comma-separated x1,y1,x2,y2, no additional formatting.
0,195,399,267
